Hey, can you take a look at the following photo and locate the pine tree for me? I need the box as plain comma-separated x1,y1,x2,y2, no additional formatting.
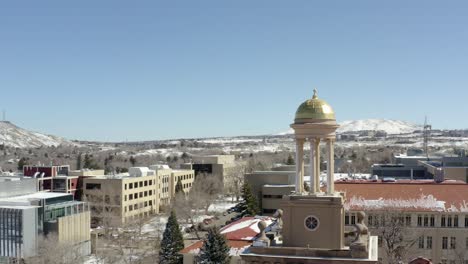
159,211,184,264
175,178,184,194
286,154,295,165
17,157,28,171
241,183,260,216
129,156,137,166
197,227,231,264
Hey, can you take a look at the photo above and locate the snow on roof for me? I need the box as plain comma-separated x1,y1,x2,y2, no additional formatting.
336,180,468,212
180,216,274,256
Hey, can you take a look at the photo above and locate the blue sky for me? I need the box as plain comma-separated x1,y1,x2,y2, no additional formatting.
1,1,467,141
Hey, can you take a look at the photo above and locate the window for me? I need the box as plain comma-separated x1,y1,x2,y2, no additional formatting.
149,190,152,195
144,191,148,197
129,183,133,189
465,216,468,227
86,183,101,190
124,195,127,201
448,216,453,227
149,200,152,206
125,184,127,190
417,215,422,226
430,215,435,227
423,215,428,227
345,215,349,225
442,237,448,249
405,215,411,226
455,215,459,227
129,194,133,200
418,236,424,249
135,193,138,199
451,237,456,249
351,215,356,225
426,236,432,249
378,236,382,247
139,181,143,187
144,181,148,186
368,215,373,226
442,216,447,227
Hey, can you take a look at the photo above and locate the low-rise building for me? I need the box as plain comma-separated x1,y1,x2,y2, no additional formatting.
83,166,195,226
183,155,236,187
0,177,90,262
83,168,159,227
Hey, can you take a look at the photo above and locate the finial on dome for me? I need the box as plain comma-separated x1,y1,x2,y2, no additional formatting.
312,88,318,99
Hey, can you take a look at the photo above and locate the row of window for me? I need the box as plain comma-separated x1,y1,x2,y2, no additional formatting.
125,179,155,190
124,200,154,212
125,190,154,201
346,213,468,228
177,174,194,181
416,236,468,250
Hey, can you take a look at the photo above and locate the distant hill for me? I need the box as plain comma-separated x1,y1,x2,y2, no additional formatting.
0,121,76,148
278,119,422,135
337,119,421,134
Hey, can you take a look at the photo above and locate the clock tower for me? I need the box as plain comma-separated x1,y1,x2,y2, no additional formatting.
280,89,345,249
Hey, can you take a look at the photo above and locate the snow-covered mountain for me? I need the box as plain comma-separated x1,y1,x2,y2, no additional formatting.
278,119,421,135
0,121,76,148
337,119,421,134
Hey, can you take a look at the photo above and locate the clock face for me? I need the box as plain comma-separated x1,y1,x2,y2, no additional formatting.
304,215,320,231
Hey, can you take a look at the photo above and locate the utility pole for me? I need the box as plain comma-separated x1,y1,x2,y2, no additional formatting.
423,116,432,160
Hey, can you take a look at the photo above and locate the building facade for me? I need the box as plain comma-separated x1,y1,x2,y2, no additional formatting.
0,177,90,262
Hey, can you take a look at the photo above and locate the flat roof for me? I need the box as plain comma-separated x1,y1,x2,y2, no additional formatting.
0,192,71,203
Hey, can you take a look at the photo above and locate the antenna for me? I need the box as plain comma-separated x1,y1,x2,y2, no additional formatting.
423,116,432,160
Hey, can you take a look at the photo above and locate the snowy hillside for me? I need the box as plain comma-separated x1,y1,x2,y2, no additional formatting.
0,121,76,148
278,119,421,135
337,119,421,134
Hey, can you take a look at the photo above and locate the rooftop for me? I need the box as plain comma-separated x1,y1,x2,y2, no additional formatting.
335,180,468,212
180,216,273,256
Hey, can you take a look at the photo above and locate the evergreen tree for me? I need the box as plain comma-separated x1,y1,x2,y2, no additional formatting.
197,227,231,264
129,156,137,166
241,183,260,216
17,157,28,171
175,178,184,194
285,154,295,165
159,211,184,264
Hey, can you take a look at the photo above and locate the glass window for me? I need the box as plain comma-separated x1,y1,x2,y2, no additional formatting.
448,216,453,227
454,215,459,227
405,215,411,226
424,215,428,227
451,237,456,249
351,215,356,225
345,215,349,225
442,216,446,227
442,237,448,249
426,236,432,249
417,215,422,226
430,215,435,227
418,236,424,249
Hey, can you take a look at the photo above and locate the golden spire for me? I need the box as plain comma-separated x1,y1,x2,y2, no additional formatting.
312,88,318,99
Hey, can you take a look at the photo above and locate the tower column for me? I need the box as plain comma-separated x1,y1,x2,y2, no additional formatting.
327,138,335,194
314,138,321,193
295,138,305,193
309,138,316,193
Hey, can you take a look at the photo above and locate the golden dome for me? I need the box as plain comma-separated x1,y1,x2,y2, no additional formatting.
294,89,335,123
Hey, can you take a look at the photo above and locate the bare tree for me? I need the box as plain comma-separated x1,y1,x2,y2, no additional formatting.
372,210,420,264
224,163,246,201
94,212,160,264
25,234,87,264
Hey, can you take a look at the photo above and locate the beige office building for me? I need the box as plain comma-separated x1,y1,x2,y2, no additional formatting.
83,166,195,226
